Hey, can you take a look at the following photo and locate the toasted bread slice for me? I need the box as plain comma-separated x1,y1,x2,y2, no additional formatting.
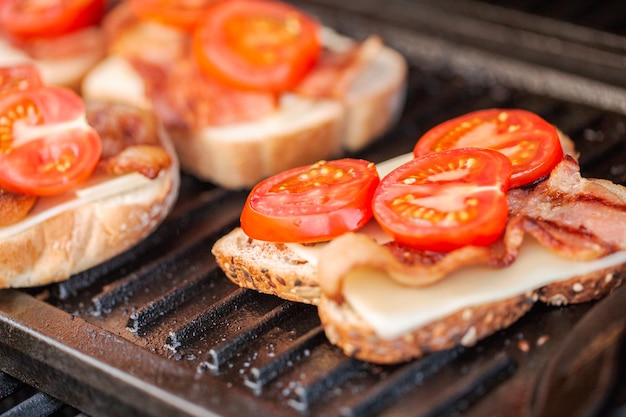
317,260,626,364
0,102,180,288
319,290,536,364
313,229,626,364
212,227,321,304
81,22,407,189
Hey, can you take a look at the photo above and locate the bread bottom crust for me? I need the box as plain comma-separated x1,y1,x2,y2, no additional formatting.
538,265,626,305
318,292,536,364
212,228,320,305
318,262,626,364
0,106,180,288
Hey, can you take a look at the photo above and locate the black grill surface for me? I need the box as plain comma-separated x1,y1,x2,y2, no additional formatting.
1,1,626,416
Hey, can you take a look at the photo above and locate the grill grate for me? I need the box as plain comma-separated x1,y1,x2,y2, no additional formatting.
1,1,626,417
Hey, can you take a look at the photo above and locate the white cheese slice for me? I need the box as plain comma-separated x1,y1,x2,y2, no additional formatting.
0,171,155,240
343,239,626,340
375,152,413,178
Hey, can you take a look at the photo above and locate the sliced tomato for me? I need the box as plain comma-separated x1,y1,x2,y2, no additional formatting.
241,159,380,243
0,63,43,94
192,0,322,92
0,128,101,196
129,0,221,31
0,0,105,40
0,86,102,196
373,148,512,252
413,109,563,189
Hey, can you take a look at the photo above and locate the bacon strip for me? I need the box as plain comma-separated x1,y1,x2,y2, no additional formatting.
98,144,171,179
0,188,37,226
318,156,626,299
295,35,384,98
86,101,172,178
508,155,626,260
134,57,278,130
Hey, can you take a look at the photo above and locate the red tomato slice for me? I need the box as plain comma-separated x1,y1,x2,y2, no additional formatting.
192,0,322,92
0,63,43,94
129,0,221,31
0,128,101,196
373,148,512,252
241,159,380,243
0,86,102,196
413,109,563,189
0,0,105,40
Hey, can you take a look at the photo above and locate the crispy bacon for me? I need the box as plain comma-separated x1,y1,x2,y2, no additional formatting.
295,35,383,98
0,188,37,226
98,144,171,179
318,156,626,299
86,101,172,178
508,155,626,260
86,101,161,157
134,57,278,130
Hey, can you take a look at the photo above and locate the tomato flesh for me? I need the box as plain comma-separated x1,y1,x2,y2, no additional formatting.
413,109,563,188
192,0,322,92
0,86,102,196
0,128,101,196
0,0,105,40
0,63,43,94
373,148,512,252
241,159,380,243
129,0,221,31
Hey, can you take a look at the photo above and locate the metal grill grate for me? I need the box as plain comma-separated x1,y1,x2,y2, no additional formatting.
1,1,626,416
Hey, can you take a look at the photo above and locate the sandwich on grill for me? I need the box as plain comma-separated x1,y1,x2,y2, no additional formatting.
0,63,179,288
80,0,407,189
0,0,107,90
212,108,626,364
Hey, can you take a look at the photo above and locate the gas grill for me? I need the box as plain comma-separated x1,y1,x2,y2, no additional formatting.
2,1,626,416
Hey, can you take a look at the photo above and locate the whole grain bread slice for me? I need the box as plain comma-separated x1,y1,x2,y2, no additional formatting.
318,291,537,364
211,227,321,304
316,262,626,364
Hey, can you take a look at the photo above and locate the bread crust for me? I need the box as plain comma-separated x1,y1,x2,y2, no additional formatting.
170,101,344,189
341,46,407,151
212,227,320,304
82,28,407,189
317,262,626,364
538,264,626,305
318,292,536,364
0,110,180,288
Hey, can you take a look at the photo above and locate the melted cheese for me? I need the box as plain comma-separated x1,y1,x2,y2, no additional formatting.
284,153,626,341
344,239,626,340
0,172,156,240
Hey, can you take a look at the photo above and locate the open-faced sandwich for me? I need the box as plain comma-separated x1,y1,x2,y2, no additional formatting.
0,63,179,288
0,0,107,90
212,108,626,364
81,0,407,189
